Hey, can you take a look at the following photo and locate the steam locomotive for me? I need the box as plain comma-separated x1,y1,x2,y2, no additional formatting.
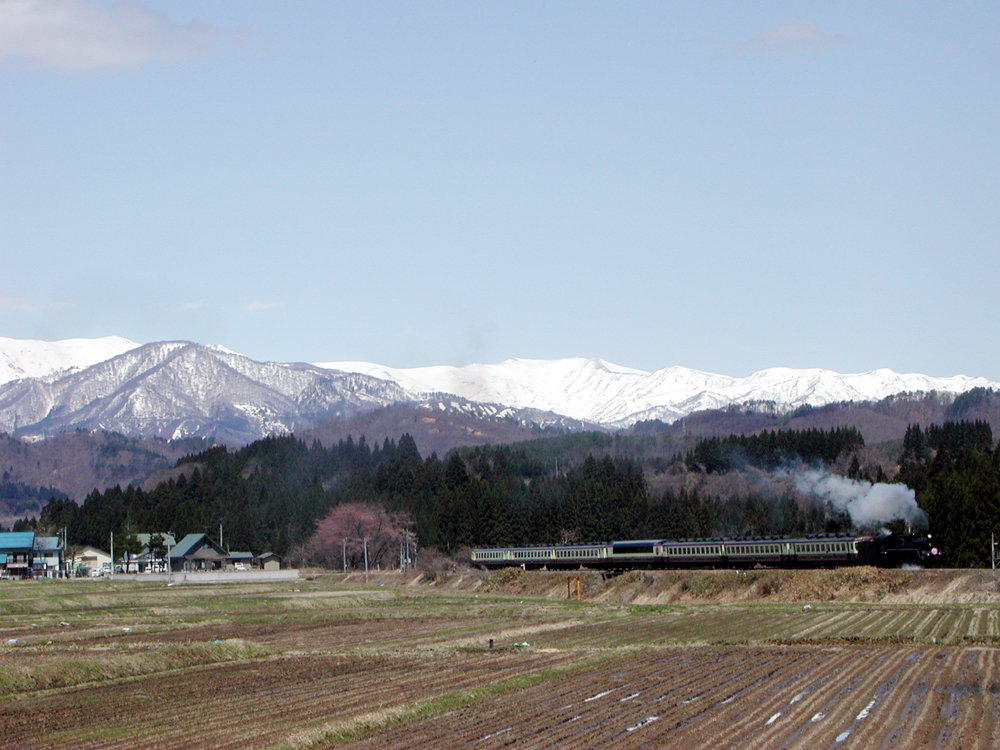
471,532,942,570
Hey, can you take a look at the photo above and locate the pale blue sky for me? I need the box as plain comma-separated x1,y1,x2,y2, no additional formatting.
1,1,997,377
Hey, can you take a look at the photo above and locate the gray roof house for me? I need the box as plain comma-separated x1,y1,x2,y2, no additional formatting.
167,533,229,572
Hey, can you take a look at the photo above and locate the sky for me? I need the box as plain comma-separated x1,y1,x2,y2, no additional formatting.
1,1,997,378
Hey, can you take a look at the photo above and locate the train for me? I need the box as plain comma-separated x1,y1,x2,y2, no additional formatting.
472,532,942,570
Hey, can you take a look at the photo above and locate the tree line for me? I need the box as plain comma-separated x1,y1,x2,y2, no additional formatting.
19,420,1000,566
898,420,998,567
24,427,862,559
684,427,865,473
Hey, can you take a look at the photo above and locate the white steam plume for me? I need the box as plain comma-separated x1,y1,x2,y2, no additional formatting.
793,468,927,529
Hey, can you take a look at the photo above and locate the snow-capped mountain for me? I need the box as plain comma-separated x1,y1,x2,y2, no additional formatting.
0,336,997,442
0,335,138,385
0,341,413,443
315,357,1000,428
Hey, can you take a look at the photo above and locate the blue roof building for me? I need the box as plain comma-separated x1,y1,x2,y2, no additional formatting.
0,532,36,579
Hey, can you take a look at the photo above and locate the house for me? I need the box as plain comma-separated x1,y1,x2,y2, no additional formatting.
33,536,65,578
70,546,112,577
168,533,229,572
0,532,64,579
0,532,35,579
257,552,281,571
121,533,177,573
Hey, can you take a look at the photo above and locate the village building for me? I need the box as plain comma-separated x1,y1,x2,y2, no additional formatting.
167,533,230,572
257,552,281,571
120,533,176,573
228,551,253,570
70,546,112,577
0,532,35,579
0,532,65,579
33,536,65,578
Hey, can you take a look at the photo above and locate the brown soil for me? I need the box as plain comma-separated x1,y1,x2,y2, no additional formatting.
0,650,575,750
333,644,1000,750
5,570,1000,749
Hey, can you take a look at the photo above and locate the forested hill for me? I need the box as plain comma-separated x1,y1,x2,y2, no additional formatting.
21,426,873,558
0,431,210,528
632,387,1000,445
19,418,1000,567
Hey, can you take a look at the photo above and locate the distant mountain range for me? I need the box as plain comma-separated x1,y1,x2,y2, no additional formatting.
318,357,1000,428
0,336,997,443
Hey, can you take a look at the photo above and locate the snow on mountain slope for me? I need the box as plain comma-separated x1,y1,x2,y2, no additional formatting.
0,336,138,385
316,357,1000,427
2,336,996,440
0,342,411,442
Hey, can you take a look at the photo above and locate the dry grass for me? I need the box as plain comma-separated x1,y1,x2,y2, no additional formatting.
0,639,269,696
2,570,999,749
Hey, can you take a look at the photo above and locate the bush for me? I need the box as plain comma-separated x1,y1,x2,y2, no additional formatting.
415,548,455,582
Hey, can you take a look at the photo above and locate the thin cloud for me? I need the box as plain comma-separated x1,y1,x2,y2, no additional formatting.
0,292,38,311
738,21,846,56
0,292,73,310
242,300,279,311
0,0,244,70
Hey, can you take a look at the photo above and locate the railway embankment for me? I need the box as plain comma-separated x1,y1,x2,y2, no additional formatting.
337,566,1000,605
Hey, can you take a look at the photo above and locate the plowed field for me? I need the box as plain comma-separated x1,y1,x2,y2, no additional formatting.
0,650,575,750
334,646,1000,750
2,570,1000,749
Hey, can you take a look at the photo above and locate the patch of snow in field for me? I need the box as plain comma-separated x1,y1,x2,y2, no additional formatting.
835,730,852,742
478,727,511,741
856,699,877,720
766,712,782,725
626,716,659,732
811,712,825,722
584,689,615,702
620,692,642,702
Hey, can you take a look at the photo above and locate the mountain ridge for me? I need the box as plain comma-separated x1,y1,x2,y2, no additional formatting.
0,337,997,442
314,357,1000,428
0,335,138,385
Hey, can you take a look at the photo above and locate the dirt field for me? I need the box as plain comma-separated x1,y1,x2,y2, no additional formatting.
336,645,1000,750
1,568,999,749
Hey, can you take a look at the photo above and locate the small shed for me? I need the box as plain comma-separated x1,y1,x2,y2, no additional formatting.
168,534,229,572
227,551,253,570
257,552,281,571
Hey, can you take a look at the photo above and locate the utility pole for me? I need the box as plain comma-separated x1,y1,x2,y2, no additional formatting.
59,527,66,578
342,538,347,575
110,532,114,580
363,537,369,584
400,531,411,572
993,533,996,587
